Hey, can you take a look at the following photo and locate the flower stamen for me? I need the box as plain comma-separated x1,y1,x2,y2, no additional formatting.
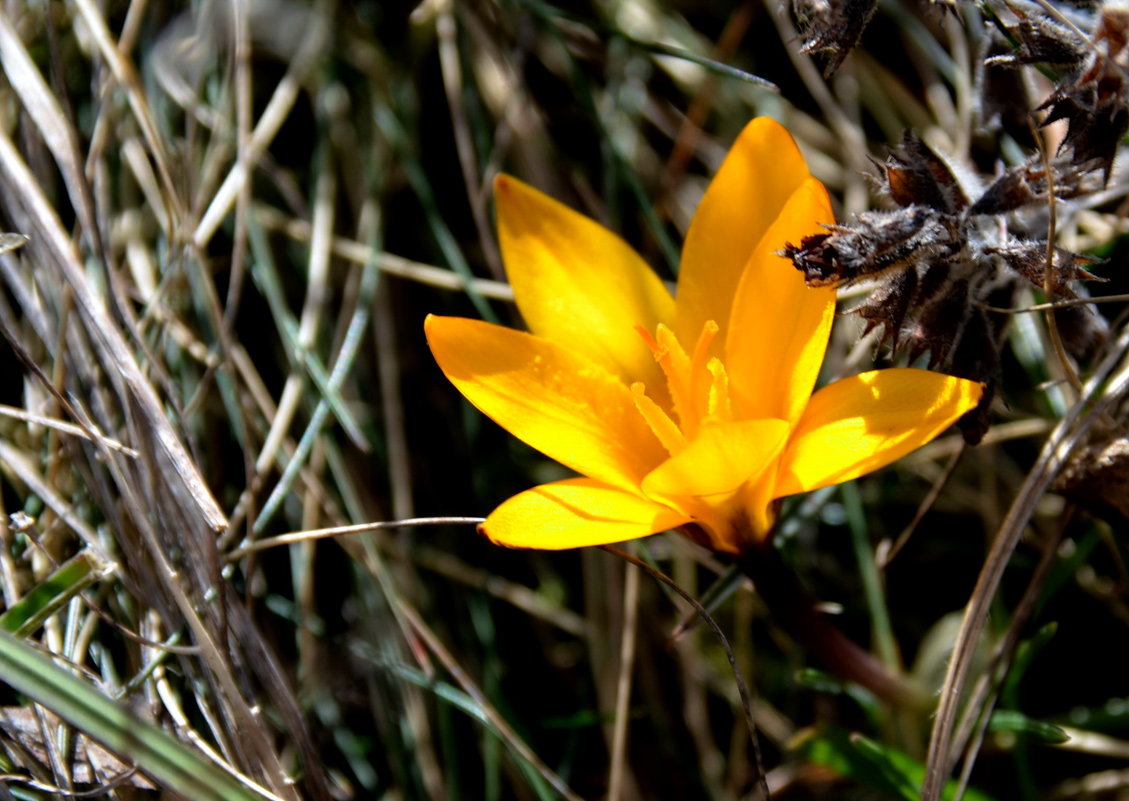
630,383,686,455
636,321,731,439
639,324,694,428
706,358,733,423
689,321,719,426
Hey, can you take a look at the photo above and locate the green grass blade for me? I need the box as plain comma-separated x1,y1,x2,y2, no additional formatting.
245,210,369,449
0,551,110,637
0,631,270,801
796,728,999,801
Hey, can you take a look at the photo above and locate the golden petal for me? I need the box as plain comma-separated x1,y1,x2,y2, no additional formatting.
481,478,688,549
725,177,836,422
425,314,668,491
676,118,811,344
774,369,984,497
497,175,674,390
642,418,789,498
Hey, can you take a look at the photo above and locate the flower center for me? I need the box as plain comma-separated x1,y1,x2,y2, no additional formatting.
631,321,734,454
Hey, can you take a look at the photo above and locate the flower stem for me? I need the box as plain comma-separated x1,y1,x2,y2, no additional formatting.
736,543,924,708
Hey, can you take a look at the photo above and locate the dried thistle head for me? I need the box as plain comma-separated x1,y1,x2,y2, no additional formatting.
777,0,1125,444
968,162,1091,215
784,133,1107,443
791,0,878,76
986,1,1129,181
1055,427,1129,524
984,5,1090,69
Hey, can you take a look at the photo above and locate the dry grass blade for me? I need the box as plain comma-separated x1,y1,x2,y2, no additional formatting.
922,325,1129,801
0,404,137,456
436,6,503,281
366,542,586,801
191,3,328,249
0,11,324,797
949,513,1069,801
226,517,486,560
878,444,966,568
0,129,226,533
255,204,514,299
68,0,181,220
0,630,272,801
607,550,640,801
0,15,100,257
603,545,768,801
0,442,106,559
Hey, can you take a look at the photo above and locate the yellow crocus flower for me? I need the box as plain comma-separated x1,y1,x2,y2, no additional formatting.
426,118,982,555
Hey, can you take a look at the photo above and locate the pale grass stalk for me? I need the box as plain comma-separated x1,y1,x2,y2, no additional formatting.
950,517,1067,801
154,661,290,801
371,203,415,519
437,5,504,280
671,551,727,789
0,404,137,455
608,550,640,801
0,442,107,559
605,545,769,798
296,441,325,685
0,129,227,531
878,445,966,568
1036,118,1085,399
0,494,19,608
922,325,1129,801
392,573,587,801
254,204,514,300
70,0,182,221
227,517,487,561
0,123,301,795
412,546,590,637
223,345,331,546
253,162,336,478
192,6,327,249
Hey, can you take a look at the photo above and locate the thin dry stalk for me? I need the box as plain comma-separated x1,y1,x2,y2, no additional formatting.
922,324,1129,801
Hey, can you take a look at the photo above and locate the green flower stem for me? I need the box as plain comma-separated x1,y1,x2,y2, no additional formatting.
737,543,925,709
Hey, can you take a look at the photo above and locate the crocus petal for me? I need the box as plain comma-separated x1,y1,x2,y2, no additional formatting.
426,315,668,491
482,478,689,549
676,118,811,344
496,175,674,389
773,369,984,497
642,419,790,552
642,418,790,498
725,177,837,422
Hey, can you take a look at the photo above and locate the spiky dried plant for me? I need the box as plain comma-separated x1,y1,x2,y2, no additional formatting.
785,1,1129,455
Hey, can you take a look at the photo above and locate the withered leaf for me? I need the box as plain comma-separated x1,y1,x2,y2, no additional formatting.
906,271,969,368
1032,4,1129,182
857,266,918,348
1040,80,1129,181
782,124,1108,445
977,36,1038,144
0,706,157,789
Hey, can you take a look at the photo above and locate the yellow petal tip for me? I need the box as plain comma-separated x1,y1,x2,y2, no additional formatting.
477,521,523,550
